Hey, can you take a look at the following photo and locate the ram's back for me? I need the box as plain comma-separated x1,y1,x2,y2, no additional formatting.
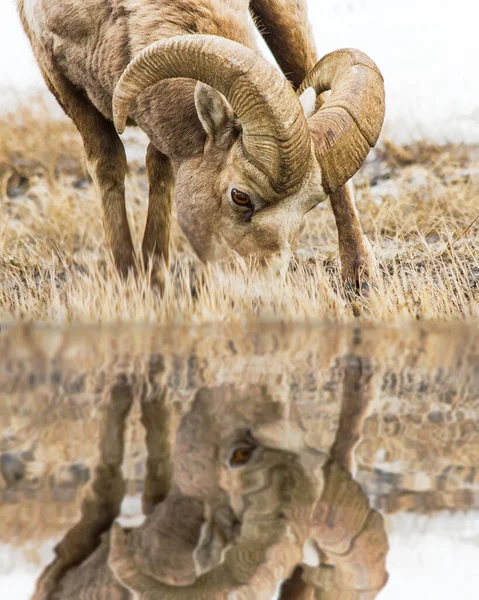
17,0,257,121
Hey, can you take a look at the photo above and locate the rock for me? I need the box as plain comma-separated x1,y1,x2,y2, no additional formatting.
0,452,26,487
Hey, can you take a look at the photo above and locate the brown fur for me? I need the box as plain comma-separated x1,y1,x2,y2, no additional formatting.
17,0,374,288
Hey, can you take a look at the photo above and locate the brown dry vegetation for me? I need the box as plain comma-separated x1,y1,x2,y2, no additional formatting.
1,96,478,324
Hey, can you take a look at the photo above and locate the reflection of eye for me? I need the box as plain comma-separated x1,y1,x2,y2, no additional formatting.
231,189,252,207
229,447,255,468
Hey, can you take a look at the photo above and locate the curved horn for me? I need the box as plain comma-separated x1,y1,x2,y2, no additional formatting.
298,49,385,194
108,522,302,599
109,523,179,599
304,461,389,595
113,35,311,192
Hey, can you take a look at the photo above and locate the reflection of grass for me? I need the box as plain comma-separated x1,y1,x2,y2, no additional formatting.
0,97,478,323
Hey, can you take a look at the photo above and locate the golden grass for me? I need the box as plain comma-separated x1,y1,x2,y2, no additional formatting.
1,96,478,324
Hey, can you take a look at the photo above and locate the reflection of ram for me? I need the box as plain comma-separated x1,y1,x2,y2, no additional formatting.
33,367,388,599
17,0,384,289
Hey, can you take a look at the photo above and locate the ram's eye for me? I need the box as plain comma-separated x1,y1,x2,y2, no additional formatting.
231,189,251,206
229,447,255,468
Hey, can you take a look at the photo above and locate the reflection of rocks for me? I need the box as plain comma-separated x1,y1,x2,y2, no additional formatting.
0,451,29,486
32,370,388,599
359,466,479,514
0,450,90,503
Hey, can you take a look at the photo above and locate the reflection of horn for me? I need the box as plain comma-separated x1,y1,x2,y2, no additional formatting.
109,521,304,599
109,523,164,597
303,460,389,597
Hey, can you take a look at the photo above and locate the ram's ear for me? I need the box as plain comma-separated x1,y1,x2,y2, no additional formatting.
194,82,240,149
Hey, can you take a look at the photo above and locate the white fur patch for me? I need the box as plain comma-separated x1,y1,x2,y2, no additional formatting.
22,0,41,36
299,87,317,119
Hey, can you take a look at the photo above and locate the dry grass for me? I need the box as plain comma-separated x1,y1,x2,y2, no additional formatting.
1,96,478,324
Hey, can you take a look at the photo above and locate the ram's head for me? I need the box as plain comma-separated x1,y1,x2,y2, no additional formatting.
114,36,385,261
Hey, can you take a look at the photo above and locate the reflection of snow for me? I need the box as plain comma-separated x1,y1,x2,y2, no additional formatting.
1,1,478,143
382,512,479,600
1,511,478,599
0,540,55,600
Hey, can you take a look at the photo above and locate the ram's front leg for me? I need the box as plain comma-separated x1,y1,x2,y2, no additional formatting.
38,64,136,277
142,143,174,284
330,182,376,297
250,1,376,296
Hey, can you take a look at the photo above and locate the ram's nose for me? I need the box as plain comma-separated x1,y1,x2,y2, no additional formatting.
254,203,304,249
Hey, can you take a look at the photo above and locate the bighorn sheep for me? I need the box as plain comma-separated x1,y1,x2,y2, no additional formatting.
33,360,389,599
17,0,385,289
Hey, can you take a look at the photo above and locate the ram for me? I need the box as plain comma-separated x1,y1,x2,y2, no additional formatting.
33,381,388,599
17,0,385,289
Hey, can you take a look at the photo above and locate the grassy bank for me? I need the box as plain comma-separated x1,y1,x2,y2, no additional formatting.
1,97,478,323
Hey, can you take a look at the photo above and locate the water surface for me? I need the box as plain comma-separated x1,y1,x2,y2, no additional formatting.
1,323,478,598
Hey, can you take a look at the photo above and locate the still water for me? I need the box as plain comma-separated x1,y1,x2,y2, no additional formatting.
1,323,478,599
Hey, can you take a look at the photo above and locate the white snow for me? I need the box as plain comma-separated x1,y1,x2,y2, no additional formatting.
0,540,55,600
381,511,479,600
0,2,44,89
